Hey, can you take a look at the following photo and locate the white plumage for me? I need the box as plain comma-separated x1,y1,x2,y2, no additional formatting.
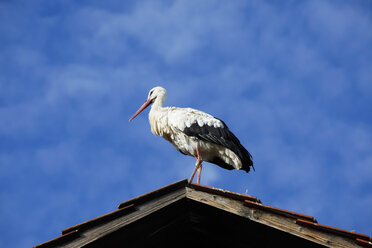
129,86,253,184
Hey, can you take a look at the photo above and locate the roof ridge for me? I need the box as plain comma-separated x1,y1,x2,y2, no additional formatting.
118,179,188,209
188,183,261,203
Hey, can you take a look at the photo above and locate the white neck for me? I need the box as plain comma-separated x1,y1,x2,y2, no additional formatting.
148,93,167,136
151,93,166,110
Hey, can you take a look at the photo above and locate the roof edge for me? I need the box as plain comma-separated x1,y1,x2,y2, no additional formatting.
296,219,371,243
61,204,135,235
33,230,79,248
118,179,188,209
244,200,317,223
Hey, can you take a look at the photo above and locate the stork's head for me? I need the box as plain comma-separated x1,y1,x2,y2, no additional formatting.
147,86,167,102
129,86,167,122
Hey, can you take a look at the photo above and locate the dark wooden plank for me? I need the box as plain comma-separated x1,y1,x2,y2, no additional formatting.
297,219,371,243
189,183,261,203
33,230,79,248
66,187,187,248
186,188,360,248
62,204,135,235
244,200,317,223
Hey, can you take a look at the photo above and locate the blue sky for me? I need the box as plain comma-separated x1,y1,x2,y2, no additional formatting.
1,0,371,247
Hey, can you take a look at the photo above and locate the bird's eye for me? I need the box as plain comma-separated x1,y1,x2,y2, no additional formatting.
149,90,154,96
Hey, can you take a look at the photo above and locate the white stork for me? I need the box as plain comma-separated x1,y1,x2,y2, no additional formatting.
129,86,254,184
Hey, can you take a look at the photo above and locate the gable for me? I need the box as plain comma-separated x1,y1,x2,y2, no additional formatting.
34,180,371,248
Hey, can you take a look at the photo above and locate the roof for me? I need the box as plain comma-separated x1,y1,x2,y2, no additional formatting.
34,179,372,248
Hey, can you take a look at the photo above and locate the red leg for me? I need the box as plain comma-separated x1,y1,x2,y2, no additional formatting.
197,163,202,184
189,143,202,184
189,162,199,183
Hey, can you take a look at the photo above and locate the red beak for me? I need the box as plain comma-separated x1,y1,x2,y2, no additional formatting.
129,98,153,122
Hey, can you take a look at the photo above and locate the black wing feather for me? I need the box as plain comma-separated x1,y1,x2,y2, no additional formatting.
183,118,253,172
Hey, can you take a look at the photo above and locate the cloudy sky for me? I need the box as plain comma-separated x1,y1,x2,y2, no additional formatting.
1,0,371,247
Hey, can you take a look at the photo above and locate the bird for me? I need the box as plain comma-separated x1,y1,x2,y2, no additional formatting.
129,86,254,184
